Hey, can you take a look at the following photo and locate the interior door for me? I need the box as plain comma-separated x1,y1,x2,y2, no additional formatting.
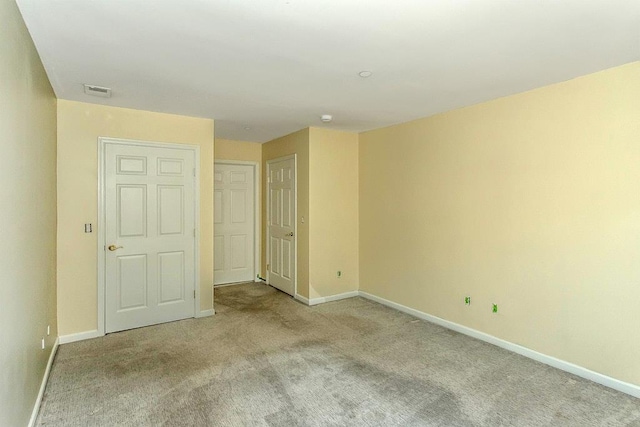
104,141,196,333
214,163,255,284
267,156,296,296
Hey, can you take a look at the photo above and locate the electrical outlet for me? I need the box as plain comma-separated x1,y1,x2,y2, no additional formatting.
492,304,498,313
84,223,92,233
464,296,471,305
337,271,342,278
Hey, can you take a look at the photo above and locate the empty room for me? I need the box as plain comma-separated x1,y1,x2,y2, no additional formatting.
2,0,639,425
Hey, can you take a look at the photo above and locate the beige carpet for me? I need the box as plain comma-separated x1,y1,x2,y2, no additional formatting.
37,283,640,426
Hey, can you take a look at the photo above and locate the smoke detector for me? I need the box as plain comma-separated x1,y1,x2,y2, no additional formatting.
320,114,333,123
83,84,112,98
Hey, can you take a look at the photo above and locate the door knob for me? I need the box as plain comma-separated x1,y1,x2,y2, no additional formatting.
108,245,123,251
287,232,294,237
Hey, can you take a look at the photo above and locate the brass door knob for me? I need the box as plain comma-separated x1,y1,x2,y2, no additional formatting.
108,245,123,251
287,232,294,237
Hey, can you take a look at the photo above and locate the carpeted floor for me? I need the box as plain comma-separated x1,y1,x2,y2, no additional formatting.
37,283,640,426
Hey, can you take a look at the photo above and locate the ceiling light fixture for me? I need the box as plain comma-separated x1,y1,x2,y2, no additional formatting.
358,71,373,78
320,114,333,123
83,84,112,98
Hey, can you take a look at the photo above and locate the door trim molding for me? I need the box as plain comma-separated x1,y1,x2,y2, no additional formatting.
213,160,261,285
266,154,297,297
97,137,201,336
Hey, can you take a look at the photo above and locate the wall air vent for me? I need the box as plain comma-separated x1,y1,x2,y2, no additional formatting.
83,84,112,98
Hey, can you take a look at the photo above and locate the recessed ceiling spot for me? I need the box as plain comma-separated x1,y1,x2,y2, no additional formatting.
320,114,333,123
358,71,373,78
83,84,111,98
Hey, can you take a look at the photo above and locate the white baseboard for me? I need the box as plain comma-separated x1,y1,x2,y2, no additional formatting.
52,288,639,399
294,294,310,305
59,329,103,344
309,290,360,306
58,310,216,343
28,337,59,427
295,290,359,306
358,291,640,399
197,309,215,318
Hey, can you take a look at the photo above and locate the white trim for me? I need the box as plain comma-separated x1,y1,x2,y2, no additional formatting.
97,138,106,335
294,294,310,305
97,137,201,335
197,309,215,318
59,330,102,344
293,155,297,298
308,290,359,306
28,338,59,427
213,160,261,285
265,154,297,297
193,146,202,322
358,291,640,399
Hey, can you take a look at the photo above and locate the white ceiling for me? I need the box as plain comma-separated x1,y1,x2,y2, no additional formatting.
16,0,640,143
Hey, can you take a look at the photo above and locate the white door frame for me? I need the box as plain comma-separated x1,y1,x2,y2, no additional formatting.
97,137,201,336
266,154,297,297
214,160,261,285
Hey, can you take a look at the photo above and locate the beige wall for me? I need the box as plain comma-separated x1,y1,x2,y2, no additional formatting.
262,129,310,297
0,1,58,425
308,128,359,298
215,138,262,163
57,100,214,336
359,62,640,386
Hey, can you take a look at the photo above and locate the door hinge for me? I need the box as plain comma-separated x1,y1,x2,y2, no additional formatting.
194,290,196,299
193,228,196,237
267,263,270,271
193,168,196,177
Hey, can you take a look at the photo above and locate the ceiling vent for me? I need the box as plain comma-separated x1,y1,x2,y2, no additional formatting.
83,84,112,98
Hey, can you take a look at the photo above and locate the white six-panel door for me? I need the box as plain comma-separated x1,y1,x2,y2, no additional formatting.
214,163,255,284
267,156,296,296
104,141,196,333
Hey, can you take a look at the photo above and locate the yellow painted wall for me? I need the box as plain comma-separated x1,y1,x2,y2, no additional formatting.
308,128,359,298
262,129,310,298
215,138,262,163
359,62,640,386
57,100,214,336
0,1,58,424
